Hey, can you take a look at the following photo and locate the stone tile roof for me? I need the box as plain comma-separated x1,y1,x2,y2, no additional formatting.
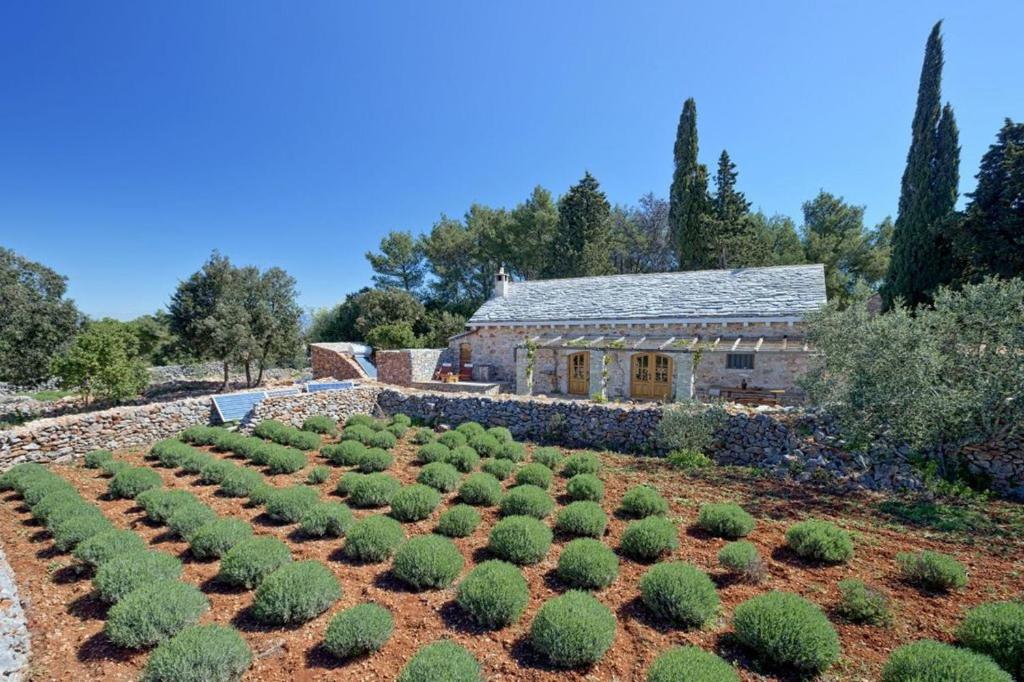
469,264,827,324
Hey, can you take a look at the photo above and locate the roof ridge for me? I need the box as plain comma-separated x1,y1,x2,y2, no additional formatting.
507,263,824,288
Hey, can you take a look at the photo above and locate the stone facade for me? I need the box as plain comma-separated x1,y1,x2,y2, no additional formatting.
375,349,452,386
310,345,366,381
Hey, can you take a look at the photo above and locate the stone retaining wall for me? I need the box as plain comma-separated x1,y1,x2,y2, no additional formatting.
246,385,383,429
375,349,451,386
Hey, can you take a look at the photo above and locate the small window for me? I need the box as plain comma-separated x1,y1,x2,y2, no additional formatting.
726,353,754,370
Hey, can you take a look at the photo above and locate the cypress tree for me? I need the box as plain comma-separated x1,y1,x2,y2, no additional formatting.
712,150,750,224
548,172,613,278
885,21,961,307
668,98,711,269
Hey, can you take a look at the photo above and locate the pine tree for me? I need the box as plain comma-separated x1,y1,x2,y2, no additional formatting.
548,172,613,278
712,150,750,224
885,21,960,307
668,98,711,269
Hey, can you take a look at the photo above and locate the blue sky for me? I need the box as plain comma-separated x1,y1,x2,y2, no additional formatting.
1,1,1021,319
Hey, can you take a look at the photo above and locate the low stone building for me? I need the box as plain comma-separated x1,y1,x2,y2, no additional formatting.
448,264,827,404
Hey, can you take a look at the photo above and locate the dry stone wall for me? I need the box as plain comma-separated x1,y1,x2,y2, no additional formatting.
246,384,383,429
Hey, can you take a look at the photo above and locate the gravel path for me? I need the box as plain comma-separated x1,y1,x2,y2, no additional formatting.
0,546,29,681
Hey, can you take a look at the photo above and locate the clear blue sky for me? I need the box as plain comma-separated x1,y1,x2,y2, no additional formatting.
1,1,1021,319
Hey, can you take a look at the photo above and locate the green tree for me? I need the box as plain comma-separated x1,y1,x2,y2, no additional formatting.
307,289,366,344
365,322,419,350
608,193,675,274
886,21,961,308
0,248,82,385
548,172,613,278
749,213,807,266
669,98,712,269
419,309,466,348
366,231,426,293
352,288,425,338
125,312,184,366
51,319,148,403
246,267,303,384
420,212,497,314
711,150,750,225
507,186,559,279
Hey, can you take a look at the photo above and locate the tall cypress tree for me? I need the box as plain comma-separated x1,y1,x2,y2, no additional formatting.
885,21,960,307
712,150,750,224
548,172,613,278
668,98,711,269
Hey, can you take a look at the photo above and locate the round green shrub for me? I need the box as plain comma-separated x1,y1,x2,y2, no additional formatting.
412,428,435,445
323,603,394,660
392,534,464,590
565,473,605,502
84,449,114,469
487,426,513,443
52,513,114,551
386,422,408,438
218,468,264,498
531,447,563,470
356,447,393,473
149,440,197,468
619,485,669,518
100,459,133,478
436,504,481,537
108,466,163,499
417,442,451,464
23,475,76,506
43,500,100,533
210,430,247,453
732,591,841,673
300,501,354,538
179,425,223,445
882,640,1011,682
417,461,461,492
785,519,853,564
444,445,481,472
481,457,515,480
302,415,338,436
455,421,485,437
189,518,253,560
640,561,719,627
367,429,397,450
105,579,209,649
265,447,307,475
488,515,552,565
228,437,270,463
437,430,467,449
166,503,217,541
391,413,412,427
397,640,482,682
530,590,616,668
835,579,892,625
94,549,183,603
306,465,331,485
515,463,553,490
458,472,502,506
343,424,376,445
195,458,237,485
246,482,274,506
717,541,766,582
252,560,341,624
555,501,608,538
646,646,740,682
557,538,619,590
345,413,376,429
136,489,198,524
141,624,252,682
620,516,679,562
496,442,526,462
334,471,365,496
0,462,46,491
73,528,146,568
456,559,529,629
390,484,441,522
562,451,601,477
31,489,84,523
957,601,1024,679
322,440,367,466
343,514,405,563
499,484,555,519
264,485,319,523
897,550,968,592
697,503,755,539
178,450,214,475
218,536,292,589
468,433,501,458
348,473,402,508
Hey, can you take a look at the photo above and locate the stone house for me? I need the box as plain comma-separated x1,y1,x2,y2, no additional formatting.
447,264,827,403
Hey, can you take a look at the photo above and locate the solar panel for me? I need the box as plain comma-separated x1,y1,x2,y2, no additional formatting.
307,381,354,393
266,387,302,398
212,391,266,423
354,354,378,379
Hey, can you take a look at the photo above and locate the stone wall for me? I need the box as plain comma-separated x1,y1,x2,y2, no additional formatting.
310,346,366,381
246,385,383,429
962,441,1024,497
375,349,452,386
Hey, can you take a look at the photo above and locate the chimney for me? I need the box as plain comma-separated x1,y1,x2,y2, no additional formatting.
494,266,511,298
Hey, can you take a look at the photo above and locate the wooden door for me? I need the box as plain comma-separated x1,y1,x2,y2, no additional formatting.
631,353,673,400
567,352,590,395
459,343,471,367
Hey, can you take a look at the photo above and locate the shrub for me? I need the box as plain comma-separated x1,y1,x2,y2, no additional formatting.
481,457,515,480
499,484,554,519
530,591,616,668
444,445,481,472
218,468,264,498
302,415,338,436
386,422,408,438
957,601,1024,679
322,440,367,466
300,502,354,538
531,446,563,470
246,482,274,506
697,503,755,539
620,517,679,562
437,430,467,449
84,449,114,468
833,579,892,626
455,421,485,437
100,459,132,478
137,489,198,524
189,518,253,560
348,473,401,508
218,537,292,589
562,451,601,477
166,503,218,541
210,430,246,452
0,462,46,491
178,450,214,475
391,412,412,427
646,646,740,682
456,559,529,628
343,514,405,563
23,475,76,506
31,489,83,523
367,429,397,450
179,425,222,445
108,467,162,499
515,463,553,490
52,513,114,551
487,515,552,565
881,640,1011,682
389,484,441,522
392,534,464,590
555,501,608,538
417,461,461,492
397,641,482,682
468,433,501,458
619,485,669,518
458,472,502,506
496,442,526,462
334,471,365,496
640,561,719,627
252,560,341,624
356,448,393,473
265,447,307,475
666,449,714,470
94,549,183,603
196,458,237,485
785,520,854,564
557,538,619,590
265,485,319,523
73,529,146,568
565,473,605,501
897,550,968,591
323,603,394,660
105,579,209,649
436,504,482,538
656,403,727,453
487,426,513,443
717,541,766,583
412,428,435,445
43,499,101,532
254,419,322,450
141,624,252,682
345,414,376,429
417,442,451,464
732,591,841,673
